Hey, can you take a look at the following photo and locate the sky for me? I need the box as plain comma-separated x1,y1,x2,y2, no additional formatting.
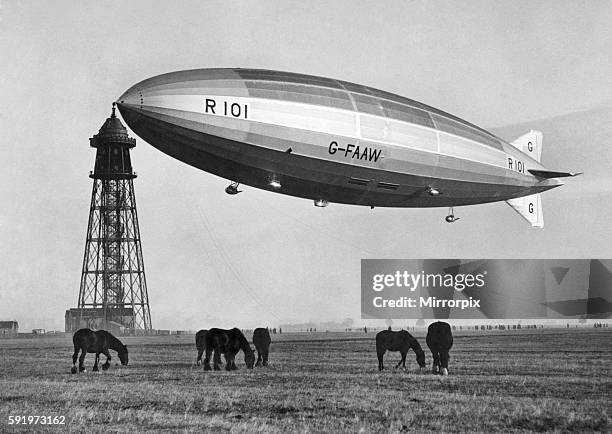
1,1,612,331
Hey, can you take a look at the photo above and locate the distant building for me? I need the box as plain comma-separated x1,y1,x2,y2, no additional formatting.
65,307,134,333
0,321,19,336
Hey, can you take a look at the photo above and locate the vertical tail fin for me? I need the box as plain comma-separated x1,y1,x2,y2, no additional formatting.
506,193,544,228
511,130,542,163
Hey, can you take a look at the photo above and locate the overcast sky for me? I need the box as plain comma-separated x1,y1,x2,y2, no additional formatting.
2,1,612,331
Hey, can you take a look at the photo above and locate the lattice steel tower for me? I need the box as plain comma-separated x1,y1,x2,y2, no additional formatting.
71,104,152,333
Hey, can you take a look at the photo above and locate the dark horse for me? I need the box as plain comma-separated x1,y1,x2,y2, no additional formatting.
71,328,128,374
426,321,454,375
252,328,271,366
202,328,255,371
376,329,426,371
195,329,208,366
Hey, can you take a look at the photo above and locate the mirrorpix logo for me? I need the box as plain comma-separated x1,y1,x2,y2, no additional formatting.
361,260,485,319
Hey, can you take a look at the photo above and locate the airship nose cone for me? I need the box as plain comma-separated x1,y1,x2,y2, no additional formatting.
116,87,140,106
115,84,146,130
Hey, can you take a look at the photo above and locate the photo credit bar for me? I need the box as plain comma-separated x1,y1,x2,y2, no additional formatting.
360,259,612,320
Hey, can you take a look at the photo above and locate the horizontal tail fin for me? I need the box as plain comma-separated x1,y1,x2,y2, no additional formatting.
506,193,543,228
528,169,582,179
511,130,542,162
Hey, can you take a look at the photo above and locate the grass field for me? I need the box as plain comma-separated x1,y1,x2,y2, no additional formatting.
0,329,610,432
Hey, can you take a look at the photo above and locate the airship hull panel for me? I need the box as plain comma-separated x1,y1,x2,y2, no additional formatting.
119,104,556,207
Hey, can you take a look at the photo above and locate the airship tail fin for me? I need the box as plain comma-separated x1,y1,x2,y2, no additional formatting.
528,169,582,178
506,193,544,228
510,130,542,162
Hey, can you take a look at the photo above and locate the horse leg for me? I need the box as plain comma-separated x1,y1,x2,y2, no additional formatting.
224,353,233,371
213,348,222,371
78,348,87,372
262,348,269,366
196,348,204,366
93,353,100,372
229,351,239,370
255,348,262,367
232,350,239,370
432,351,440,374
71,347,80,373
440,350,449,375
102,349,111,370
377,349,385,371
203,347,212,371
396,350,407,369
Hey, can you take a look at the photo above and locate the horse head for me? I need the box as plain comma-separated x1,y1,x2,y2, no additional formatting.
244,346,255,369
415,348,426,368
118,345,129,365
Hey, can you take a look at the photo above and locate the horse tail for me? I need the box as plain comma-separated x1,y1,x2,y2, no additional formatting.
195,330,207,351
374,330,386,351
72,328,87,351
72,335,80,356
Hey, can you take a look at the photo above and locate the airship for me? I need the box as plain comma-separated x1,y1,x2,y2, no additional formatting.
116,68,579,227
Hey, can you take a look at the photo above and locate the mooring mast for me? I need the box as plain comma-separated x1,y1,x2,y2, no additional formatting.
66,104,152,333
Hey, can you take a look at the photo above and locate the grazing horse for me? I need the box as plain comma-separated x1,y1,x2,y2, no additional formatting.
426,321,454,375
202,328,255,371
195,329,208,366
376,329,426,371
252,328,271,366
71,328,128,374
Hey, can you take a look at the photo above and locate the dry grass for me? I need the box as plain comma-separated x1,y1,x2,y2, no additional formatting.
0,329,610,432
